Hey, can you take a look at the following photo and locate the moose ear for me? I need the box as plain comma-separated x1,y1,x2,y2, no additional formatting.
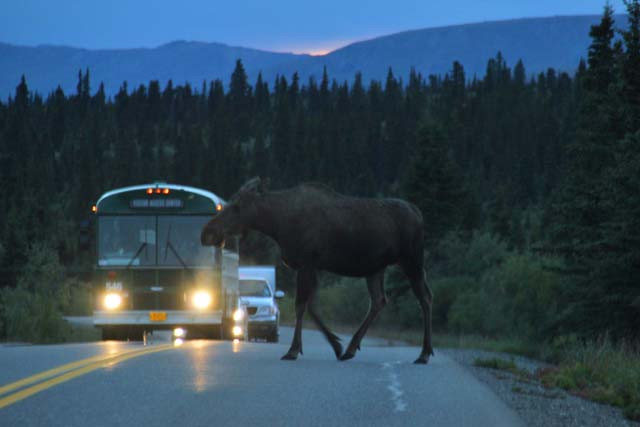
259,177,270,193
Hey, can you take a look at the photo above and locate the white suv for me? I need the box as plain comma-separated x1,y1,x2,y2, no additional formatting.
239,266,284,342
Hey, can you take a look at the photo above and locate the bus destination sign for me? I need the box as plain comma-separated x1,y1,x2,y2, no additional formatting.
130,198,184,209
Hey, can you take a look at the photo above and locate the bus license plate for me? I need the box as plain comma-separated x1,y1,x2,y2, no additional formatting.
149,312,167,322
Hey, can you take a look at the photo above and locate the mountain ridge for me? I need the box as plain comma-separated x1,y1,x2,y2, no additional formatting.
0,14,627,99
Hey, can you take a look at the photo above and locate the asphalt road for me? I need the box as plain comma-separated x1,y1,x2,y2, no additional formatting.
0,327,524,427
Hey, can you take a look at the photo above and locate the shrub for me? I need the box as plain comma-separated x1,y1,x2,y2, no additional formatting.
1,286,70,343
429,276,477,330
0,243,71,343
278,294,295,324
448,287,500,335
437,231,507,278
446,252,562,339
490,254,563,339
314,276,369,325
59,278,93,316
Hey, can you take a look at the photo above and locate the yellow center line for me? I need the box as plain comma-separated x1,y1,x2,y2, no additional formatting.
0,344,175,409
0,345,163,397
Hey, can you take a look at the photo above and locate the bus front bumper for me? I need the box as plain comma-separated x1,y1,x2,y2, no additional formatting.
93,310,223,327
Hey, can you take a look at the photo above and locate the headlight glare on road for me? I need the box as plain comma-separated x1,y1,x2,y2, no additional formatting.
192,291,211,309
104,293,122,310
232,326,243,337
233,308,244,321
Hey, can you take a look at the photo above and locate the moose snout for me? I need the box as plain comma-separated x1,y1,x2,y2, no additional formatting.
201,227,223,247
201,229,213,246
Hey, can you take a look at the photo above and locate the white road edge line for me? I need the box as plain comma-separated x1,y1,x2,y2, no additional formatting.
382,361,407,412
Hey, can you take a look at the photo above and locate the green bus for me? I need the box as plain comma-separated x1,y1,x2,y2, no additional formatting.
91,182,246,341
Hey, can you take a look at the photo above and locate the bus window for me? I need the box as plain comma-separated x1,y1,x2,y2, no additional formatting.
157,216,215,267
98,216,156,266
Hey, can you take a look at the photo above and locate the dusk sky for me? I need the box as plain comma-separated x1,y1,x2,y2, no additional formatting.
1,0,628,55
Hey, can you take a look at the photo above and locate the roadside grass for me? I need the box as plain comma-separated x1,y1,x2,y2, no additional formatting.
473,357,531,378
538,339,640,422
431,333,539,358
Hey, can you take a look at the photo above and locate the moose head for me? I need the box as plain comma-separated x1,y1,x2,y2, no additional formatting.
200,177,269,247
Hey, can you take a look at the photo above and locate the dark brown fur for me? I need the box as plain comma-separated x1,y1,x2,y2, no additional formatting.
201,178,434,364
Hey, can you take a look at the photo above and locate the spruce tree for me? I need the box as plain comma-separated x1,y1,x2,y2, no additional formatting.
228,59,252,143
404,125,471,249
547,5,640,339
621,0,640,131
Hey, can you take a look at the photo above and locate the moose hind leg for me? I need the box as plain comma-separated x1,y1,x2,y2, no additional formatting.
409,269,434,364
340,270,386,361
299,269,342,359
308,305,343,359
281,269,315,361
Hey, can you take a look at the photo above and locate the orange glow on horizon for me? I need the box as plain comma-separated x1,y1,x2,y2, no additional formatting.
308,48,332,56
276,39,355,56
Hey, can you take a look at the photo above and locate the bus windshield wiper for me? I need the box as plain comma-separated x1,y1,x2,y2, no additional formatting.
127,242,147,268
164,225,187,268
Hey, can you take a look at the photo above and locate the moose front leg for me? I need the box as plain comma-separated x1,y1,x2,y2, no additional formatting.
340,270,386,361
281,269,316,360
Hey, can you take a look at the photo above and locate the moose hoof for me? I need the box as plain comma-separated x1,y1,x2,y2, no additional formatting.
339,352,355,361
332,342,343,360
413,357,429,365
281,353,298,361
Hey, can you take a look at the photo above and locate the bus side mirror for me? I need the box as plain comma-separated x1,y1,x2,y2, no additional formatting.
274,290,285,299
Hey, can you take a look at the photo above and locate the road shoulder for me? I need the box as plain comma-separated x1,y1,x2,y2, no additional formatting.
441,348,640,427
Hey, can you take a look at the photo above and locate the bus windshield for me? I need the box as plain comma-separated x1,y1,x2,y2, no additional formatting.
98,216,215,267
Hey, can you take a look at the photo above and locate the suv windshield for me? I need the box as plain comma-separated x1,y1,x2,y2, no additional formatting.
239,280,272,297
98,216,215,267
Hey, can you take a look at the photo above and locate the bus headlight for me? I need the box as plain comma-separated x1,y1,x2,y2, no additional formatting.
233,308,244,321
104,293,122,310
192,291,212,309
232,326,243,337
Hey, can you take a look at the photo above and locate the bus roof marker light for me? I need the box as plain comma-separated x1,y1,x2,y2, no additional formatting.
163,188,170,195
91,205,97,213
216,204,223,212
146,188,153,195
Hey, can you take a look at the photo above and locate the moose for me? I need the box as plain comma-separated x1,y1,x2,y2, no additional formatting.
201,177,434,364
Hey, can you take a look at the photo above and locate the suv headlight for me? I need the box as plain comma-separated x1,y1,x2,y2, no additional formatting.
259,306,276,315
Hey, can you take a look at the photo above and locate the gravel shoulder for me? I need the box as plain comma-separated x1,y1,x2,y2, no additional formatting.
440,348,640,427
